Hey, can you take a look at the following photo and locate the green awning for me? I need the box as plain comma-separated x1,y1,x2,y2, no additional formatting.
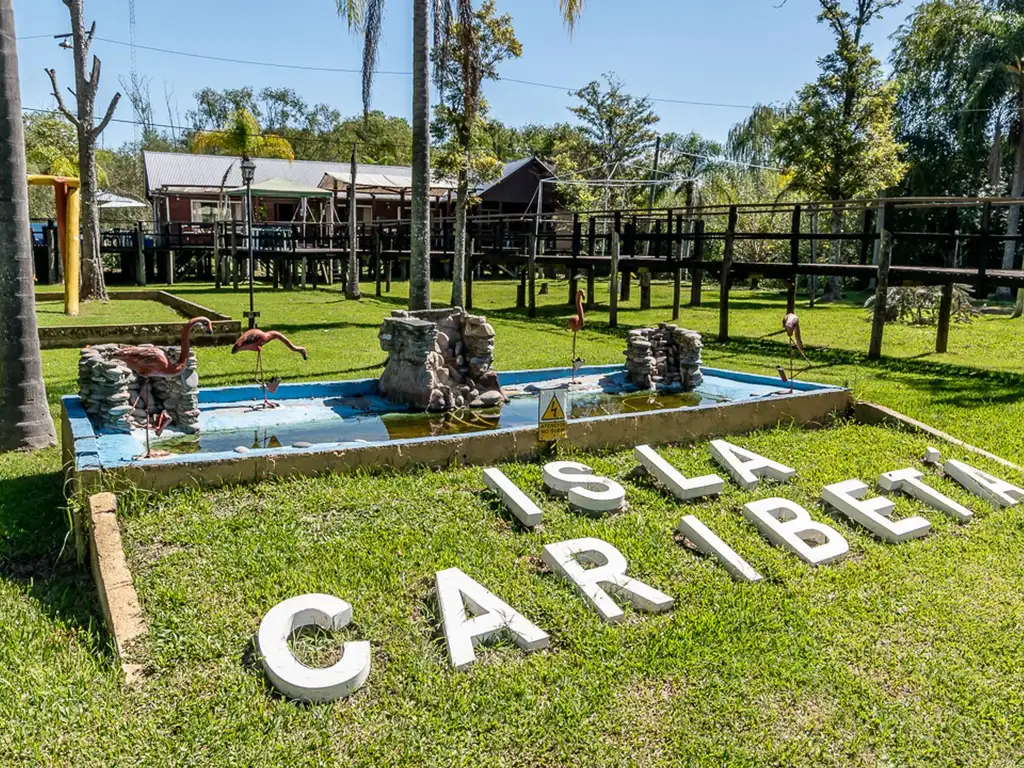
226,177,333,199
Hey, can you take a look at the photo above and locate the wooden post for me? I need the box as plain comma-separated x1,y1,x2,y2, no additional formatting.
609,231,620,329
809,209,818,308
385,260,392,293
639,268,652,309
569,213,581,305
374,227,383,297
718,206,737,343
936,281,953,354
213,222,222,290
311,255,318,289
135,221,146,287
586,266,595,311
528,233,537,318
868,202,895,360
466,239,474,310
231,223,239,291
787,204,801,313
517,266,526,308
621,218,633,301
690,219,705,307
46,219,58,284
977,200,992,299
167,250,175,286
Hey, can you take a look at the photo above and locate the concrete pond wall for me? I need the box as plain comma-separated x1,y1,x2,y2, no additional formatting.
62,366,852,497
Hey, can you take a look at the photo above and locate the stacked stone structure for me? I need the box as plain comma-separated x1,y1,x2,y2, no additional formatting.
378,307,503,411
624,324,704,391
78,344,201,434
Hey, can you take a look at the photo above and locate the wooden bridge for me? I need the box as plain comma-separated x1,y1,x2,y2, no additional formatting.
31,196,1024,358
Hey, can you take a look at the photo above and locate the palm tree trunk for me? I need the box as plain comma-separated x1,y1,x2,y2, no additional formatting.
450,168,469,308
346,143,361,299
0,3,57,450
828,204,843,300
1000,116,1024,299
409,0,431,310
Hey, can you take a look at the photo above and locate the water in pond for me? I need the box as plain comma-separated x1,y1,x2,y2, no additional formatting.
156,388,714,455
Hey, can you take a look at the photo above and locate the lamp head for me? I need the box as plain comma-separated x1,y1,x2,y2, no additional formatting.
240,155,256,185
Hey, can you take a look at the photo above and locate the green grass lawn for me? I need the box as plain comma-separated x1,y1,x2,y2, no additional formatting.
2,278,1024,766
35,298,184,326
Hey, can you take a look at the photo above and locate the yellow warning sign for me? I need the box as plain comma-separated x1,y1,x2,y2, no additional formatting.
538,389,568,441
541,397,566,422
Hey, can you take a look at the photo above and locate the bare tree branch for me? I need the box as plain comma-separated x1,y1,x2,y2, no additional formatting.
84,20,95,53
45,68,80,127
91,91,122,138
88,54,100,92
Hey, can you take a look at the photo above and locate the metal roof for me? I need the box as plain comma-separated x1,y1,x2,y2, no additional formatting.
319,170,456,197
143,151,425,197
476,156,557,195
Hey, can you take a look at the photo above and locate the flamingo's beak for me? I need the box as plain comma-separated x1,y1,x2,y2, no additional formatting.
231,344,240,354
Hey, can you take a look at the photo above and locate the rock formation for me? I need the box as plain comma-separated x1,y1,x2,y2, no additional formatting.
78,344,201,434
624,324,704,391
377,307,504,411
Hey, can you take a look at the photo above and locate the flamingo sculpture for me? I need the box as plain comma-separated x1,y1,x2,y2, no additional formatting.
231,329,308,408
568,288,586,382
110,316,214,458
781,312,811,386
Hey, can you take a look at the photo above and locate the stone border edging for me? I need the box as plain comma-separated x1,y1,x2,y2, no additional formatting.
87,492,148,685
35,290,239,349
853,401,1024,475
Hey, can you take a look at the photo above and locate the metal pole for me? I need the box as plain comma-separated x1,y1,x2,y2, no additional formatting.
246,180,256,329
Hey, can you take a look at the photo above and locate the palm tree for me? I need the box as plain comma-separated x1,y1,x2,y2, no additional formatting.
962,10,1024,303
335,0,582,311
0,0,58,451
190,107,295,159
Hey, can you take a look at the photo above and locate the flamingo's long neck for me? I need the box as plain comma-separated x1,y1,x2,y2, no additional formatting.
576,292,585,325
173,318,207,372
268,330,304,355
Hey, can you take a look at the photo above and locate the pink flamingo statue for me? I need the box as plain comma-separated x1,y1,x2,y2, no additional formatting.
231,329,308,408
568,289,586,382
111,316,214,458
781,312,811,386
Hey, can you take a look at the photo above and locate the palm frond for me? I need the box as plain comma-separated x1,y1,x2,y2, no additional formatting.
360,0,387,115
559,0,584,30
336,0,364,30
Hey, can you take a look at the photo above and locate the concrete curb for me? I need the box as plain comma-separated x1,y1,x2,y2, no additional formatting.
87,492,148,684
853,401,1024,475
36,289,240,349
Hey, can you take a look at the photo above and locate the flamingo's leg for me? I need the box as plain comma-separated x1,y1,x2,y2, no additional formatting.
257,350,278,409
143,380,153,457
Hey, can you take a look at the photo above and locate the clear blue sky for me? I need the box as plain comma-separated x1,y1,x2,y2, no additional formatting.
13,0,923,150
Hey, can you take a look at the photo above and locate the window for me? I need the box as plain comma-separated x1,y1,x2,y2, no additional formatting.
191,199,243,223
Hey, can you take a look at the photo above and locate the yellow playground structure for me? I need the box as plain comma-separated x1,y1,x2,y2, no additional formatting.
28,174,80,316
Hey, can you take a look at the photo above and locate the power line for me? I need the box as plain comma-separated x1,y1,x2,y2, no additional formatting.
24,32,760,111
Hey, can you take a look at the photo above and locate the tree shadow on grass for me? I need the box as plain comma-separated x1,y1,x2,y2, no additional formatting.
0,465,111,660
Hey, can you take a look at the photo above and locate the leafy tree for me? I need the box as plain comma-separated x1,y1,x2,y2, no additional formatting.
0,0,57,450
45,0,123,303
433,0,522,307
776,0,907,299
569,73,660,208
190,107,295,160
23,111,105,219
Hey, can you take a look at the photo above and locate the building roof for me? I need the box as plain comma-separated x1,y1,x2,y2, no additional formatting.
319,170,455,197
143,150,433,198
225,177,333,199
476,156,558,204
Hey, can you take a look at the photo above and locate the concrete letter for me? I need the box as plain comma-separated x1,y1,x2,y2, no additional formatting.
543,460,626,513
257,594,370,703
822,479,930,543
743,497,849,566
542,537,674,622
878,468,972,523
635,445,724,501
436,567,549,670
677,515,763,582
482,468,543,527
944,459,1024,508
710,439,795,491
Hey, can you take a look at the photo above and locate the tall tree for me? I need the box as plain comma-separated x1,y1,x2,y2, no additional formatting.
569,73,660,209
776,0,907,299
45,0,121,303
335,0,583,309
24,110,109,220
0,1,57,450
433,0,522,308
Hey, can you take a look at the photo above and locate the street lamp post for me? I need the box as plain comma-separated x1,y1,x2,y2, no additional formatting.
240,155,258,330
